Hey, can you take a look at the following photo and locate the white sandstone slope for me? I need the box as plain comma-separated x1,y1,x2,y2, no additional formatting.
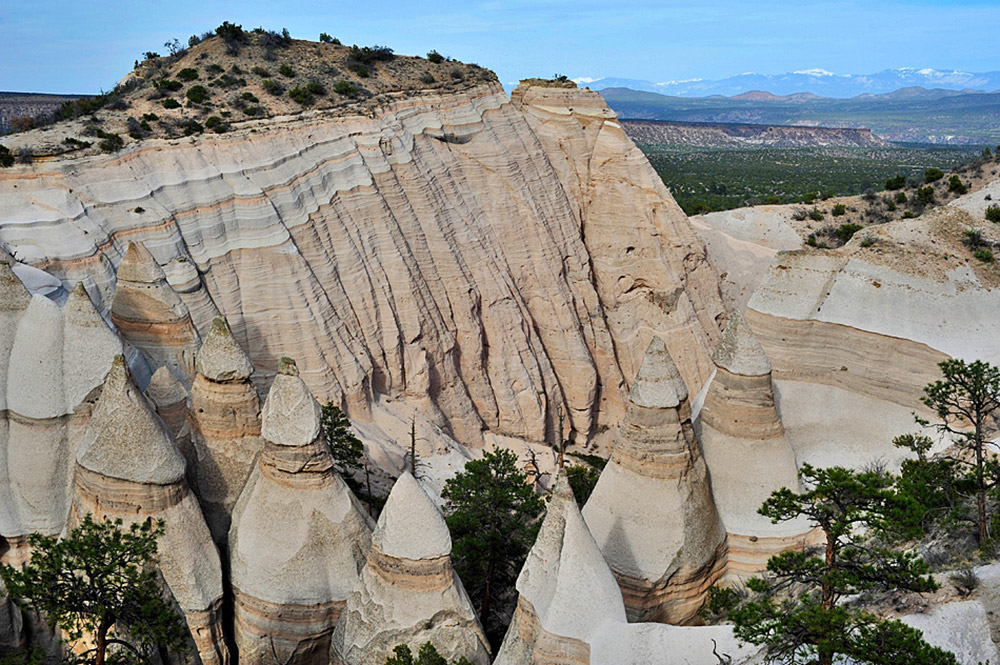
496,473,751,665
0,269,121,562
0,80,724,450
331,471,490,665
229,358,373,665
69,355,229,665
582,337,727,624
694,312,813,575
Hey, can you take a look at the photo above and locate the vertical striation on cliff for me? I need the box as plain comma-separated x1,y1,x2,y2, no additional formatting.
70,355,229,665
229,357,373,665
188,316,263,545
695,312,811,575
582,337,727,624
331,471,490,665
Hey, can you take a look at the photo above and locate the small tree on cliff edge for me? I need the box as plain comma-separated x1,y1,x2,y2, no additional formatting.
726,464,956,665
921,358,1000,546
0,515,188,665
442,448,544,647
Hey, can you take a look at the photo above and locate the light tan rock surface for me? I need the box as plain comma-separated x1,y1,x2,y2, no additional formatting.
69,355,229,665
582,338,727,624
110,242,203,385
694,313,813,576
229,358,373,665
495,473,753,665
188,316,263,545
0,81,723,449
331,472,489,665
0,268,121,556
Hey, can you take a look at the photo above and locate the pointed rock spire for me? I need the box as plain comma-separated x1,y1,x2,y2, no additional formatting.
696,312,807,576
494,471,624,665
331,472,490,665
63,282,124,412
77,355,186,484
582,338,726,624
70,354,230,665
188,320,262,545
260,357,321,447
148,366,188,409
196,316,254,382
372,471,451,560
111,241,200,384
628,336,688,408
230,356,372,665
712,312,771,377
117,241,168,283
0,258,30,313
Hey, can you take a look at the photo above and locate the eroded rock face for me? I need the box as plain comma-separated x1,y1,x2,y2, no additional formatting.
0,272,121,560
331,472,489,665
582,337,727,624
188,316,263,544
495,474,625,665
111,242,201,385
0,82,723,449
694,313,812,576
230,358,373,665
69,355,229,665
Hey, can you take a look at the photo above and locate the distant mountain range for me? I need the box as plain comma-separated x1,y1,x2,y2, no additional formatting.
573,68,1000,99
600,87,1000,144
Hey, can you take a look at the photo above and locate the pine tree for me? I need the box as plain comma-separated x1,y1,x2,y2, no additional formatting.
0,515,188,665
441,448,544,646
728,464,957,665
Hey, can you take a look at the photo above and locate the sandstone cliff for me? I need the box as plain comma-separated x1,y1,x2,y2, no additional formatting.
0,79,724,451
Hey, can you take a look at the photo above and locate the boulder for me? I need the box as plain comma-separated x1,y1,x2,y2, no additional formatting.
69,355,229,665
331,472,490,665
582,337,727,623
229,358,373,665
188,316,264,545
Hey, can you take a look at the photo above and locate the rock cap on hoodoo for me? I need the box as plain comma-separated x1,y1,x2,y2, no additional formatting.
146,366,188,407
372,471,451,560
77,355,186,484
628,337,688,409
260,357,321,447
117,241,167,283
196,316,254,382
712,312,771,376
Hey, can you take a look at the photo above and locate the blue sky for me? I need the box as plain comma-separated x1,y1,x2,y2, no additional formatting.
2,0,998,94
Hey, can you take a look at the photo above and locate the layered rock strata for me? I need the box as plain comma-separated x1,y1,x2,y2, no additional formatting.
0,270,121,559
496,473,750,665
495,474,626,665
582,337,727,624
694,313,812,575
0,82,723,446
331,471,489,665
229,358,373,665
110,242,202,385
189,316,263,544
68,355,229,665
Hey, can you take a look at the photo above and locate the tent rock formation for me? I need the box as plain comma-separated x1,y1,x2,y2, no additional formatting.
582,337,727,623
229,358,373,665
331,471,490,665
